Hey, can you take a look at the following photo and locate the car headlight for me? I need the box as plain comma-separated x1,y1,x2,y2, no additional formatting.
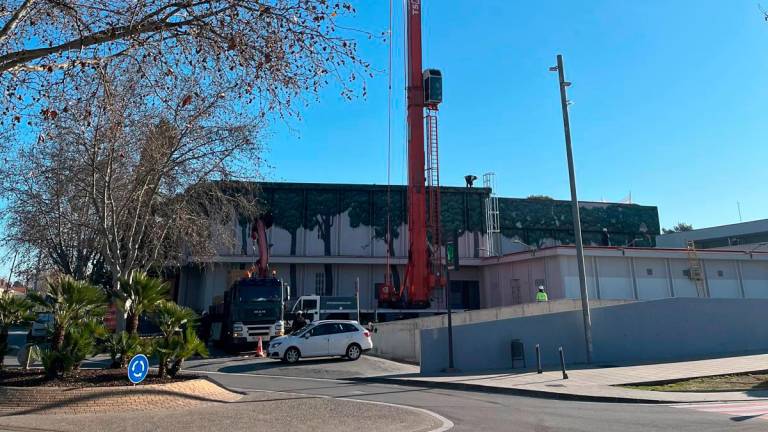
270,342,282,348
233,322,244,332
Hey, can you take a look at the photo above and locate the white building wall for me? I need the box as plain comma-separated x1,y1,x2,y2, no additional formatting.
669,259,700,297
703,260,741,298
595,257,634,300
561,256,598,300
741,261,768,298
634,258,671,300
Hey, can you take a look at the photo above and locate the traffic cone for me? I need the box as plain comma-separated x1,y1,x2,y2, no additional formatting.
256,336,266,358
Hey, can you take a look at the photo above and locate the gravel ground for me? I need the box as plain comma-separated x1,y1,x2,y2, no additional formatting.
0,390,443,432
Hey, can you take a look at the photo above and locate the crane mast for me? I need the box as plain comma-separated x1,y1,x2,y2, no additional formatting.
402,0,443,308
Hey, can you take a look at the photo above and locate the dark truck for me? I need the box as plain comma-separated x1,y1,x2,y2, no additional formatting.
208,275,289,351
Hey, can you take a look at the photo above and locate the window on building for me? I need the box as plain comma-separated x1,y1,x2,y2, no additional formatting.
717,270,724,277
683,269,691,277
314,272,325,295
646,268,654,276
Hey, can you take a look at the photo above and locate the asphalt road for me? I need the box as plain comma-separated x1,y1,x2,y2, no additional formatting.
184,351,419,379
198,357,767,432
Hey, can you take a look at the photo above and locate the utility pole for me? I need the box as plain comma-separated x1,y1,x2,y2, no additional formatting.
444,231,460,371
550,54,593,363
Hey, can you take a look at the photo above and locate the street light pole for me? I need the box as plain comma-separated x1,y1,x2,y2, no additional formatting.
551,54,594,363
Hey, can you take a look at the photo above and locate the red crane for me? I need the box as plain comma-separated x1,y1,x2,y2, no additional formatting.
380,0,444,309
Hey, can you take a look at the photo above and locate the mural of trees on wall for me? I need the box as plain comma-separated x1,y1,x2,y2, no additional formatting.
498,198,660,248
268,188,304,291
239,183,661,293
305,190,339,295
374,190,405,289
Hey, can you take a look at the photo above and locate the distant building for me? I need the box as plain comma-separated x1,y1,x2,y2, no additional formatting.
177,182,660,313
656,219,768,250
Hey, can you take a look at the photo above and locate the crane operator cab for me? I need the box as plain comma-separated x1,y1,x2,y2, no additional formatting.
423,69,442,106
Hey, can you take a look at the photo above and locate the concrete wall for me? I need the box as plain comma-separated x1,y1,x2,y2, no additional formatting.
420,298,768,373
370,299,631,364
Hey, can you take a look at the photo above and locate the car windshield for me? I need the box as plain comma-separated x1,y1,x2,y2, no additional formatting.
291,324,315,336
235,280,281,302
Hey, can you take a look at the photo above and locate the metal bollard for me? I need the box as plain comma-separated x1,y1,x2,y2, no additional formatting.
535,344,542,374
558,346,569,379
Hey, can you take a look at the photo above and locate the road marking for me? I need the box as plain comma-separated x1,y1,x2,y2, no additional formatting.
198,369,350,383
670,401,768,420
203,373,453,431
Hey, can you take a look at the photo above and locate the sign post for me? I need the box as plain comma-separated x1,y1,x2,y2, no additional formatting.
127,353,149,385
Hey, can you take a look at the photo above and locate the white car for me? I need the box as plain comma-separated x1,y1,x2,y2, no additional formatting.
268,320,372,363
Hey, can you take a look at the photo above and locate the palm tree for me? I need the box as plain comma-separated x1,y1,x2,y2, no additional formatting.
116,272,170,334
28,276,108,352
151,300,198,378
0,290,36,369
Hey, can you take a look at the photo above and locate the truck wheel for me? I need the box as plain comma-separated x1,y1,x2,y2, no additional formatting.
284,347,301,364
346,343,362,361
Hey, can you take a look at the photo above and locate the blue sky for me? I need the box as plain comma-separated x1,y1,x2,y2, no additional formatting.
265,0,768,230
3,1,767,280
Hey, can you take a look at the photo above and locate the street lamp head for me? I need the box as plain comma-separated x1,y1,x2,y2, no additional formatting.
549,66,559,72
562,81,572,87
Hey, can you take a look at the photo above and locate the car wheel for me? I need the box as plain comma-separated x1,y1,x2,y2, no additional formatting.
284,347,301,364
346,343,362,361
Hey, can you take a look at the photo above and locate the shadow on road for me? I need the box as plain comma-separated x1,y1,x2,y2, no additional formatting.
218,357,350,374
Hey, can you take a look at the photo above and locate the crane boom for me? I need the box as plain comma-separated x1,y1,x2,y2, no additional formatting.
250,212,274,279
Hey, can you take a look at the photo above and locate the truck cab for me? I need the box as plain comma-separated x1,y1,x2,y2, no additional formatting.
209,276,288,350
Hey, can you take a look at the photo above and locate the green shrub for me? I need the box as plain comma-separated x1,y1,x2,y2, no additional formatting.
151,300,206,378
115,273,170,335
40,347,76,377
164,326,208,378
102,331,142,368
40,319,106,377
29,277,108,378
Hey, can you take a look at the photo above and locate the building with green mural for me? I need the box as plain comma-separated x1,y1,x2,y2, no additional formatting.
176,182,660,314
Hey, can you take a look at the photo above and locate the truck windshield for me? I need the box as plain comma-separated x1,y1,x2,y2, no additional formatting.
235,280,282,303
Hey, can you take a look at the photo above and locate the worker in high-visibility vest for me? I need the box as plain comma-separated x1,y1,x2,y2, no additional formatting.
536,286,549,302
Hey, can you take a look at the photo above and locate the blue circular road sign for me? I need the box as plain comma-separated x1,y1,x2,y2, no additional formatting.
127,354,149,384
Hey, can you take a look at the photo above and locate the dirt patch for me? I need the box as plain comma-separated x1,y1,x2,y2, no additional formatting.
623,371,768,392
0,368,197,388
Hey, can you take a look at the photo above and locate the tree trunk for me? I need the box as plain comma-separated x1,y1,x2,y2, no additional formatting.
157,357,167,378
52,325,65,352
127,312,140,334
169,358,184,377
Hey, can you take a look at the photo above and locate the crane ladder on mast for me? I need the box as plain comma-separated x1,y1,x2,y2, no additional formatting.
425,109,443,284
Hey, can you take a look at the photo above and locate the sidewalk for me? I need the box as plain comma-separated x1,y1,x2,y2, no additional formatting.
363,353,768,403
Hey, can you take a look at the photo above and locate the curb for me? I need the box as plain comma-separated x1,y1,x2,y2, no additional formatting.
352,377,768,405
